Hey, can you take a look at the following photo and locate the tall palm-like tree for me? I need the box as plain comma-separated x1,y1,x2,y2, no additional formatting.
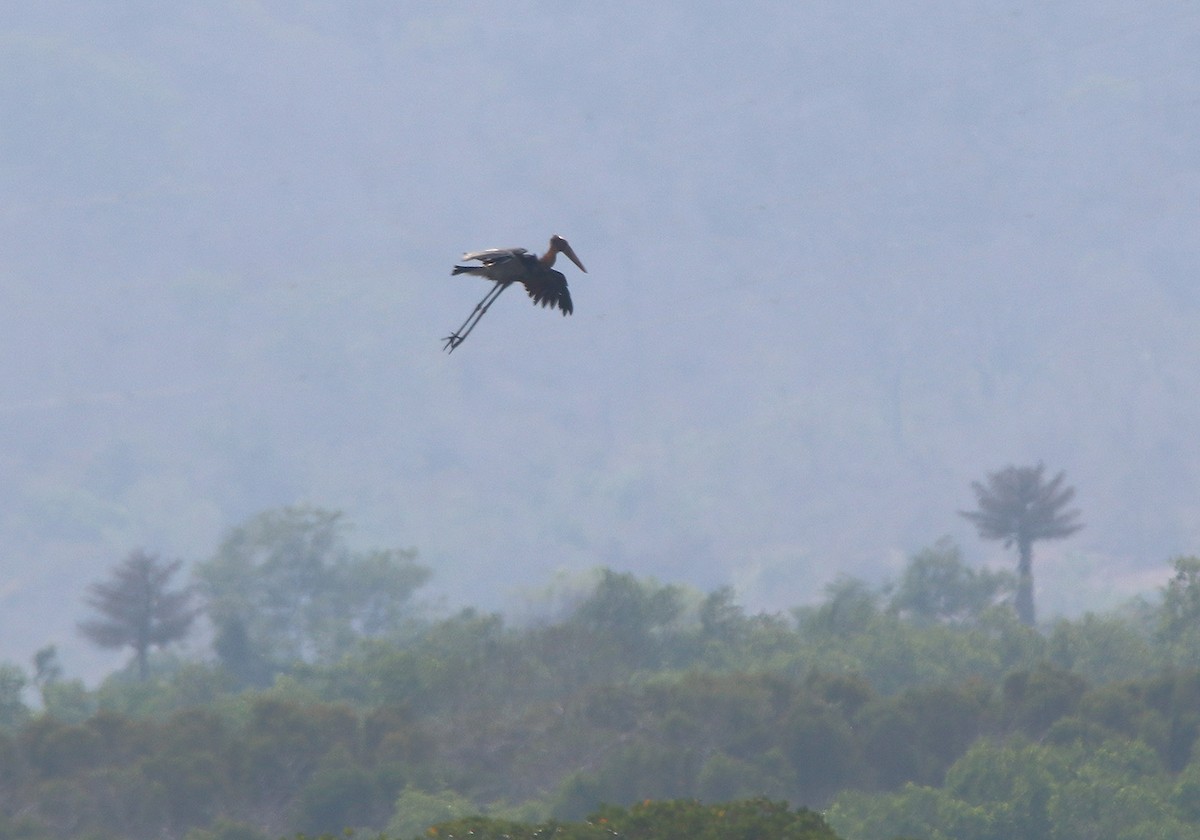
959,463,1083,626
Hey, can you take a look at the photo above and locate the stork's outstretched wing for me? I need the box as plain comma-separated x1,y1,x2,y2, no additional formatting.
452,248,536,282
521,268,573,315
461,246,526,263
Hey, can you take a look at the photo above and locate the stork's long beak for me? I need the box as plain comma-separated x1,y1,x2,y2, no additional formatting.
559,239,587,273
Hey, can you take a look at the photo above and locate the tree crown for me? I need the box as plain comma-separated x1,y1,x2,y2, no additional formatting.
960,462,1083,548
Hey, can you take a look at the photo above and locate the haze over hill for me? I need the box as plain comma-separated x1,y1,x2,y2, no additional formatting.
1,2,1197,677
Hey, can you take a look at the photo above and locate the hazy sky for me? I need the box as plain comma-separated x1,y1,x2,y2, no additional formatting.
1,2,1198,678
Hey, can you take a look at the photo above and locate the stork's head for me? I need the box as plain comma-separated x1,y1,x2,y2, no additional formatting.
548,235,587,273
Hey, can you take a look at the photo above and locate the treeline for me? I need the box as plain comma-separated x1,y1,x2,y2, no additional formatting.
6,654,1200,838
411,798,839,840
5,508,1200,839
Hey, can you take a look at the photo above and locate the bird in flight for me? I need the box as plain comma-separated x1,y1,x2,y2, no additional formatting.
443,235,587,352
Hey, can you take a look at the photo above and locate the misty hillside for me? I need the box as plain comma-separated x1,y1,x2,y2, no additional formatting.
1,1,1198,676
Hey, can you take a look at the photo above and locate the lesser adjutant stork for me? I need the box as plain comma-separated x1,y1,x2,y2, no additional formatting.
443,235,586,352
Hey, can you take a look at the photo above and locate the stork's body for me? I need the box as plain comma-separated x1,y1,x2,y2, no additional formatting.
444,235,586,352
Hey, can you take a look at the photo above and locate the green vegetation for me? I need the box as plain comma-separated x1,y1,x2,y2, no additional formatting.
5,508,1200,838
196,507,430,686
419,798,838,840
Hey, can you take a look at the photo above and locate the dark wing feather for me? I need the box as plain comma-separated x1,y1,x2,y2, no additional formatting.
521,267,573,315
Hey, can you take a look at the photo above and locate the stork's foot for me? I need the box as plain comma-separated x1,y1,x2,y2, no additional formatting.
443,333,463,352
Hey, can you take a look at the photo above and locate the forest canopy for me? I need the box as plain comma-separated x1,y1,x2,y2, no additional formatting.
3,508,1200,839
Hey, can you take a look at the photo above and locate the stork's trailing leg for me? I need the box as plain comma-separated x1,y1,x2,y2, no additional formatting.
443,281,508,352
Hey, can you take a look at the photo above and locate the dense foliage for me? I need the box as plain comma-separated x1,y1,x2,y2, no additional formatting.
5,510,1200,839
420,798,838,840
